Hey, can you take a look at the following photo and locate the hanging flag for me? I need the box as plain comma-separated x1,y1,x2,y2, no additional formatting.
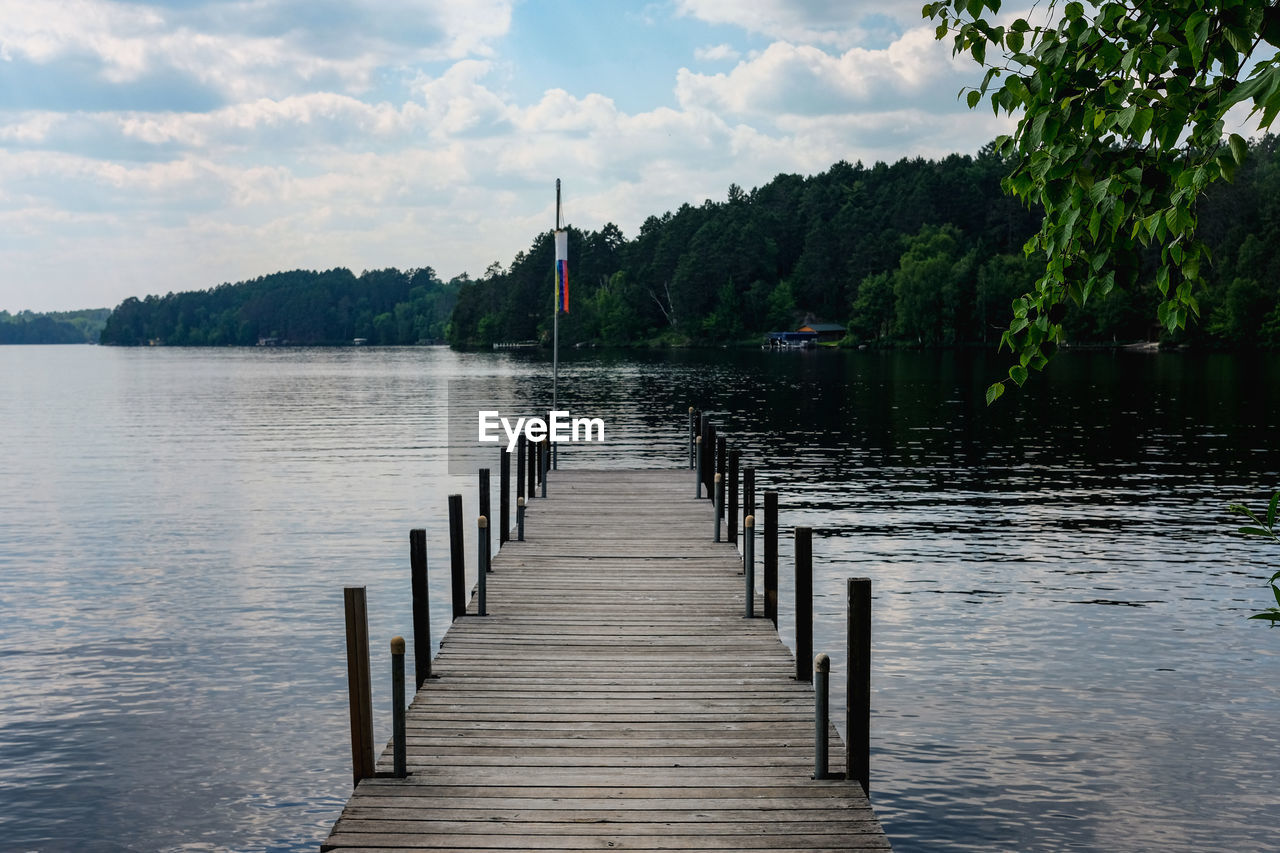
554,229,569,314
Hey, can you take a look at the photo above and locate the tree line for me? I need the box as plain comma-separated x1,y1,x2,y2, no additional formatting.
449,137,1280,349
0,309,110,344
95,136,1280,350
99,267,461,346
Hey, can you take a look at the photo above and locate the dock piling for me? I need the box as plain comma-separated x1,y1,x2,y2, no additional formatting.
764,491,778,627
744,515,755,618
688,407,695,468
500,450,510,544
694,436,702,498
527,437,536,499
342,586,374,786
448,494,465,620
477,516,488,616
744,467,755,533
409,529,430,688
714,473,722,542
814,653,830,780
517,435,526,501
391,636,407,779
795,527,812,682
479,469,491,568
728,449,739,546
848,577,872,795
540,439,548,498
517,496,525,541
716,435,726,516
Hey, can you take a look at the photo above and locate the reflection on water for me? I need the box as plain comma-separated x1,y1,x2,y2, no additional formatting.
0,345,1276,851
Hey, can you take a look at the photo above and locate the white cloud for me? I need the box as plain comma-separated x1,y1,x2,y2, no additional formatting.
676,26,972,119
675,0,915,49
694,43,740,62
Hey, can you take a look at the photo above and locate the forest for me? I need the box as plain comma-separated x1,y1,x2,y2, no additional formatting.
0,309,110,344
97,136,1280,350
98,267,461,346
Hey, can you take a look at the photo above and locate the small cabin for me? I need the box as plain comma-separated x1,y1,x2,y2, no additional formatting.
796,323,845,344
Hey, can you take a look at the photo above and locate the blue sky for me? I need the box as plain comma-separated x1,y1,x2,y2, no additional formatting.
0,0,1018,312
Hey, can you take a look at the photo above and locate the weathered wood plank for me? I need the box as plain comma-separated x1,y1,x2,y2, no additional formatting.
322,468,889,852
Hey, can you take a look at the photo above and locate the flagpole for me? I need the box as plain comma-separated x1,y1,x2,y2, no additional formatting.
552,179,560,470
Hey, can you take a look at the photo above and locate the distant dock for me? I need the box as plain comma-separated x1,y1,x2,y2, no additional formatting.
324,438,889,850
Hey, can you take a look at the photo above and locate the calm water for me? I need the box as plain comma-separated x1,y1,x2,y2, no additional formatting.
1,345,1277,852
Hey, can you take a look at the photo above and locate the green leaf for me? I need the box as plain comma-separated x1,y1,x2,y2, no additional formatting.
1267,492,1279,528
985,382,1006,406
1064,2,1084,21
1131,107,1153,141
1239,527,1273,537
1009,364,1029,386
1185,11,1209,68
967,89,982,109
1248,612,1280,622
1229,133,1248,165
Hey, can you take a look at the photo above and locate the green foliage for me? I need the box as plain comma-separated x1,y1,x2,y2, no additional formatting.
1229,491,1280,623
0,308,110,344
100,268,459,346
924,0,1280,399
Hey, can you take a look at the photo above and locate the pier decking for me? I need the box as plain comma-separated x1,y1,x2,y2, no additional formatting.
323,468,890,852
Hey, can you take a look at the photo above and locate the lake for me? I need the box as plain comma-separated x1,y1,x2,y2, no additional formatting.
1,344,1277,851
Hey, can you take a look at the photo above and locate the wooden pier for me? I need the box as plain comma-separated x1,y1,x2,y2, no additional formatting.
323,467,890,852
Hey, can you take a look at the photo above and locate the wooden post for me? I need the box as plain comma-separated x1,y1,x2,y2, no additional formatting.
343,586,374,786
714,473,722,542
391,635,407,779
743,467,755,534
409,528,430,688
500,449,510,545
764,491,778,627
728,449,739,546
795,527,812,682
744,515,755,618
540,438,548,498
814,653,830,780
477,516,488,616
694,436,703,498
517,496,525,541
448,494,465,620
517,435,527,501
688,406,695,469
847,577,872,795
716,435,726,517
527,436,537,499
704,423,717,498
478,468,491,569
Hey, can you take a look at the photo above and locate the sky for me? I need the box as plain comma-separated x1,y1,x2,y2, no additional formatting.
0,0,1019,312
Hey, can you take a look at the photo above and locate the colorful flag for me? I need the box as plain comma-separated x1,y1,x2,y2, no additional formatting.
554,229,569,314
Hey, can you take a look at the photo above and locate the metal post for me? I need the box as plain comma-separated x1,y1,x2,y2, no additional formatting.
744,515,755,618
764,491,778,627
728,449,739,546
695,436,703,498
795,527,812,682
479,468,491,569
517,496,525,541
391,636,407,779
744,467,755,532
814,653,830,780
716,435,726,517
848,577,872,795
477,516,488,616
500,449,510,545
343,586,374,786
714,473,723,542
409,529,430,688
448,494,465,620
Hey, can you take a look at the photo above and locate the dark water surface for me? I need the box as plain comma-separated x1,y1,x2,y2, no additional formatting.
1,345,1277,851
